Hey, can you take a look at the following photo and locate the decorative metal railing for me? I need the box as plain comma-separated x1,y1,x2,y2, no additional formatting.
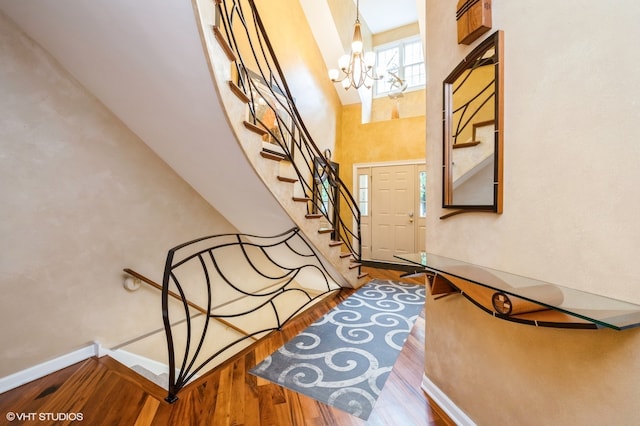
213,0,362,262
160,227,340,402
451,56,495,146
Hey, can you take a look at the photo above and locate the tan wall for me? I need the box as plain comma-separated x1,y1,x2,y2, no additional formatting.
255,0,342,154
425,0,640,424
371,89,426,122
336,102,426,199
335,102,425,252
0,13,237,377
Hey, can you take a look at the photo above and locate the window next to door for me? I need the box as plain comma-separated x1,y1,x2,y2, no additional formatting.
355,163,426,262
419,171,427,218
359,173,369,216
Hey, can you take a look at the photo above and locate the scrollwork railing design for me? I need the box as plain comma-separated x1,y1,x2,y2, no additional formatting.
213,0,362,263
162,227,340,402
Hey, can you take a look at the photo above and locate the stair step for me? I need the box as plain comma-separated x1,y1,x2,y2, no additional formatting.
259,150,286,162
212,26,236,62
358,272,369,279
33,356,167,420
131,365,169,390
293,197,311,203
349,263,362,269
228,81,250,104
98,357,167,398
277,176,297,183
0,360,87,416
244,120,268,137
210,18,360,290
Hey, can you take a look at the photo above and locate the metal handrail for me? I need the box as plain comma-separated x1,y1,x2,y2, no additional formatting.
214,0,362,264
160,227,340,402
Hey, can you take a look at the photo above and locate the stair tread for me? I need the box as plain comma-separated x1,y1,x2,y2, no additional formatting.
244,120,268,136
32,356,167,423
85,357,166,401
259,150,286,162
293,197,311,203
329,240,343,247
228,80,250,104
277,176,297,183
318,228,334,234
212,25,236,62
305,213,323,219
0,359,88,416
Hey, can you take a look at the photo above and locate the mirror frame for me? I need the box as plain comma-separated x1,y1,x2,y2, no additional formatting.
442,30,504,215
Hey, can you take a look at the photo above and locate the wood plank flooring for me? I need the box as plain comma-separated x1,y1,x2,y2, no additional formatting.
0,267,452,425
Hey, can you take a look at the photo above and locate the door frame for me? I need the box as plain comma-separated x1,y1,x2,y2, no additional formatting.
353,159,426,262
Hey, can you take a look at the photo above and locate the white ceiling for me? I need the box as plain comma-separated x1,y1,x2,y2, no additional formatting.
300,0,422,106
358,0,419,34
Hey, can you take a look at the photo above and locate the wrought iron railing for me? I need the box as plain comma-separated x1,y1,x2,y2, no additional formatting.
451,56,495,146
213,0,362,263
161,227,340,402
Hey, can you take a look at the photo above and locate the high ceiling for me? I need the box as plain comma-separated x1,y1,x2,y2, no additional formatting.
300,0,423,106
358,0,419,34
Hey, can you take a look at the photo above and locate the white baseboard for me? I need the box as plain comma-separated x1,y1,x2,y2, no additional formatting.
0,342,100,394
422,374,476,426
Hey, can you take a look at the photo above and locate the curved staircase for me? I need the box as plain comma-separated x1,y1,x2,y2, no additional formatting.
0,0,365,288
195,0,366,287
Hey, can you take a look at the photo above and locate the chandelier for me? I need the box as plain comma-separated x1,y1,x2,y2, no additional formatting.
328,0,382,90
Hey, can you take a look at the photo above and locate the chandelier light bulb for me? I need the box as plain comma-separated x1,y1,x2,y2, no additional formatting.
351,20,363,54
328,0,382,91
338,54,350,70
352,40,363,54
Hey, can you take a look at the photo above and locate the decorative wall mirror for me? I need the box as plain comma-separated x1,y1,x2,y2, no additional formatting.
442,30,503,217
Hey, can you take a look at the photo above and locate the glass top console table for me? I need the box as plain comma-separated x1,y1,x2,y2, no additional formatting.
395,252,640,330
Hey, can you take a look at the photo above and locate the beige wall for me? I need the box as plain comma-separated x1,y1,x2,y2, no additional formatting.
0,13,237,377
336,103,426,200
425,0,640,424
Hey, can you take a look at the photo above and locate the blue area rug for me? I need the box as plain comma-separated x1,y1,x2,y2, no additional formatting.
249,279,425,420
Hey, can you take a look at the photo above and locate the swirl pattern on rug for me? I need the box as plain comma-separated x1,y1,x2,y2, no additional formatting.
250,279,425,420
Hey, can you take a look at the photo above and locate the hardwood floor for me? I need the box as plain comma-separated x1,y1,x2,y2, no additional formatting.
0,267,452,425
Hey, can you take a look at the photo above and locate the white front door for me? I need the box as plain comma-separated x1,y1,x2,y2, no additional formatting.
357,163,424,262
357,162,426,262
371,165,415,261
